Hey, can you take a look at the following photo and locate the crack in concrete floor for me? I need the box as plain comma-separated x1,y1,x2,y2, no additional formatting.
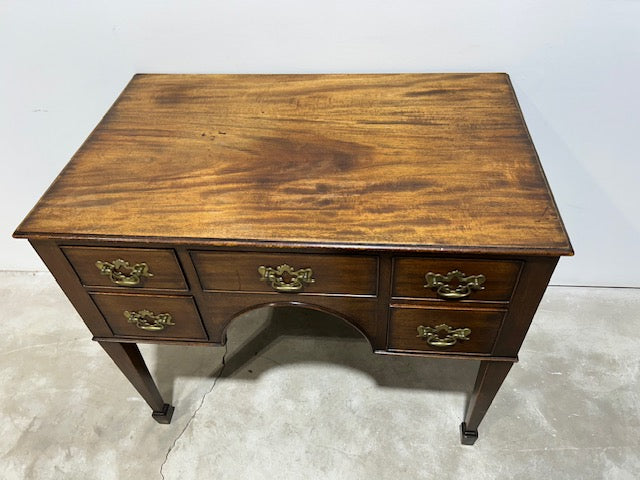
160,344,229,480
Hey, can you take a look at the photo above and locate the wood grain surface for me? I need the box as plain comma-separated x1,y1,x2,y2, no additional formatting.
387,306,506,354
15,74,572,255
190,250,378,295
392,257,521,302
90,292,207,340
62,246,188,290
198,292,379,346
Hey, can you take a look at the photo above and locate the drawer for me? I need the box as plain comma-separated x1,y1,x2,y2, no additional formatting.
387,307,506,354
62,246,187,290
191,251,378,296
392,258,521,302
90,293,207,340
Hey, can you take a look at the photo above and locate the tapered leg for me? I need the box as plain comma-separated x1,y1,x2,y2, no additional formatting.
461,360,514,445
99,341,174,424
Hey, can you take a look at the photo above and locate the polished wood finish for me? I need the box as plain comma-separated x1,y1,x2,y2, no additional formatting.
191,250,378,295
15,74,573,444
462,360,513,445
492,257,559,357
62,246,187,290
90,292,207,340
29,240,112,337
199,292,379,346
14,74,572,257
392,257,521,302
388,306,506,354
99,341,174,423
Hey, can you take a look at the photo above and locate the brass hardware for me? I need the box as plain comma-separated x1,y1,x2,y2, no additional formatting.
258,264,315,292
124,309,175,331
417,324,471,347
95,259,153,286
424,270,485,299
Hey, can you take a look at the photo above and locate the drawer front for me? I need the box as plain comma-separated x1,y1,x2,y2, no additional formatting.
392,258,521,302
191,251,378,296
388,307,505,354
91,293,207,340
62,246,187,290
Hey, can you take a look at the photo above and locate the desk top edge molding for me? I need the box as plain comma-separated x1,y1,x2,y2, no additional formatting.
15,232,573,257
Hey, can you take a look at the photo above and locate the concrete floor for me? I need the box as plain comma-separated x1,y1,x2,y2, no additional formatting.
0,272,638,479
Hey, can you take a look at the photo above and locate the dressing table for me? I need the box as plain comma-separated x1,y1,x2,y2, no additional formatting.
14,73,573,444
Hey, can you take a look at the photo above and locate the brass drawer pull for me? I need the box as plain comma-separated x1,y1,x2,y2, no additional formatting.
95,259,154,286
124,309,175,331
417,324,471,347
424,270,485,299
258,263,315,292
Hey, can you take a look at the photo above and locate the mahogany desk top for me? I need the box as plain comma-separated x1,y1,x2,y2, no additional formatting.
15,73,571,255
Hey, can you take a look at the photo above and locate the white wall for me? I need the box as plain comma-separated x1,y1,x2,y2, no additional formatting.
1,0,638,286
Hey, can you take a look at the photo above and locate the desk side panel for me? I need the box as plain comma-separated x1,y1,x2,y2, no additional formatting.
29,240,113,338
492,256,559,357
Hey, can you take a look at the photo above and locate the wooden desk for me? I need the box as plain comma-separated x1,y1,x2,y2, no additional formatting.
14,74,573,444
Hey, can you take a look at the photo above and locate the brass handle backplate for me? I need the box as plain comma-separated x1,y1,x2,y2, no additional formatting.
258,264,315,292
96,259,153,286
424,270,485,299
417,324,471,347
124,309,175,331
